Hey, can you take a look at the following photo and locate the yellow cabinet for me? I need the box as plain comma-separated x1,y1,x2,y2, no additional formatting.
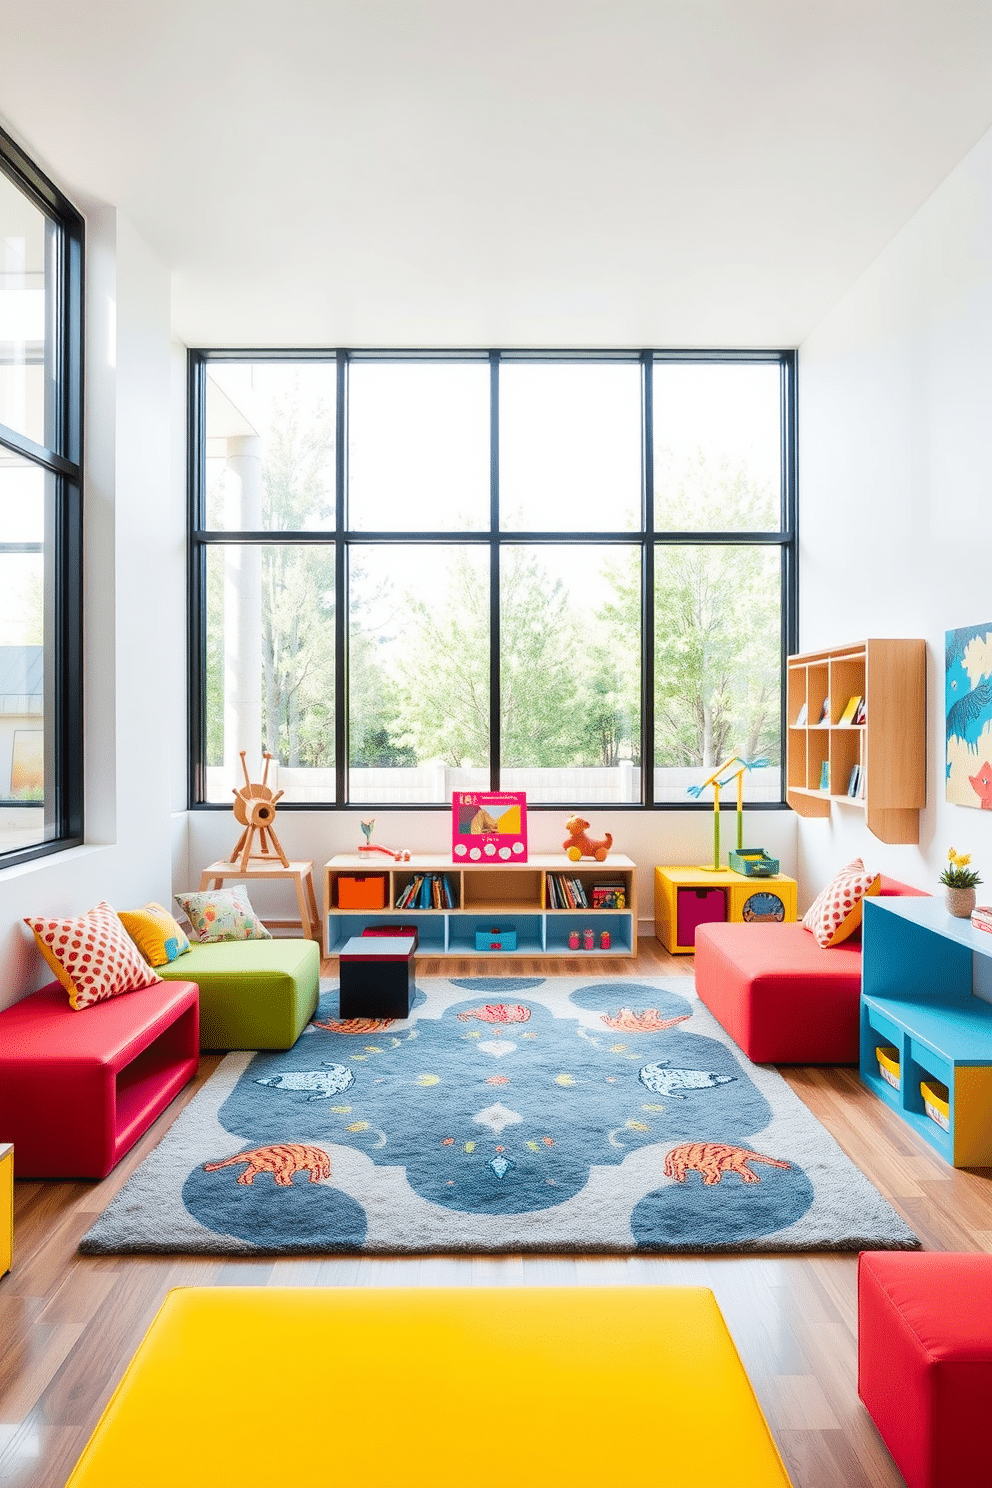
654,866,797,954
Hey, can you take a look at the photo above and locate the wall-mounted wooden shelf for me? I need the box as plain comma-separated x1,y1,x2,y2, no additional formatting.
786,638,926,844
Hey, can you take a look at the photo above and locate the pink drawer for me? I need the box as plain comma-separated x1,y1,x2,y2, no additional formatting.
676,887,727,947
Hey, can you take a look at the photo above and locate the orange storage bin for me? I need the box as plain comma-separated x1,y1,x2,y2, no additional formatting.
337,874,387,910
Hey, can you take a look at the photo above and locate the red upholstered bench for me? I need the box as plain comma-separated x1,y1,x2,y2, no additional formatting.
693,875,926,1063
858,1251,992,1488
0,980,199,1178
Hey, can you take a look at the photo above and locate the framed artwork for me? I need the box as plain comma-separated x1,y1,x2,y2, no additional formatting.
946,622,992,808
451,791,528,862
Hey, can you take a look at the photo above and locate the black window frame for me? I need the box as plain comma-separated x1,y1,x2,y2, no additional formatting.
188,347,796,812
0,124,84,869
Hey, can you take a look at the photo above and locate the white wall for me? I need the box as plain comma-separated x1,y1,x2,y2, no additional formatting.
0,185,184,1010
186,804,799,945
798,123,992,898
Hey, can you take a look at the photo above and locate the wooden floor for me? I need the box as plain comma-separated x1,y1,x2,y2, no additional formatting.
3,939,990,1487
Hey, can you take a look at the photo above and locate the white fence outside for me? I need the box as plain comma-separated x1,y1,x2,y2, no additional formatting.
205,762,782,806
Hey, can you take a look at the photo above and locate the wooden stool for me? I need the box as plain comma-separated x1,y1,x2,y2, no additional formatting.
199,859,321,953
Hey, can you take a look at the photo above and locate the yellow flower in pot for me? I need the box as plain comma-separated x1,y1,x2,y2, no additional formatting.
939,849,982,917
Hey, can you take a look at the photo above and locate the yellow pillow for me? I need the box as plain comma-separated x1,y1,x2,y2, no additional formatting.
24,901,163,1010
802,858,880,947
119,902,191,967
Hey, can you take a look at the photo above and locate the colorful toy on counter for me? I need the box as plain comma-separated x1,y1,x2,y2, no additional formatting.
562,816,613,862
358,818,411,862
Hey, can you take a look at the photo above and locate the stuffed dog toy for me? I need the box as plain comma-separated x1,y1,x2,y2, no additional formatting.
562,816,613,862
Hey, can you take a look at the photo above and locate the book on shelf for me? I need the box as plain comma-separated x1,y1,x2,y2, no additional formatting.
591,888,626,909
839,695,862,726
396,875,422,909
853,697,867,725
591,881,627,909
546,871,626,911
847,763,861,797
394,872,457,911
819,760,830,790
818,696,831,723
794,701,808,726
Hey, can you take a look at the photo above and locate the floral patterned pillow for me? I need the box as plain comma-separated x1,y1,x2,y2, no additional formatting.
174,886,272,943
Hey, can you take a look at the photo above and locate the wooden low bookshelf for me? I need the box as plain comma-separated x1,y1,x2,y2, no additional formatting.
323,854,637,959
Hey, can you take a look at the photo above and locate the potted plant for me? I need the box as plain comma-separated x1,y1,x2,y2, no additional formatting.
939,848,982,918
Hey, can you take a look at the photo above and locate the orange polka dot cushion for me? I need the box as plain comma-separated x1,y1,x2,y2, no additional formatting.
24,901,164,1010
802,858,881,948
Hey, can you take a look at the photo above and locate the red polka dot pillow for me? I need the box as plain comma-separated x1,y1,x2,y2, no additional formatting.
24,901,163,1010
802,858,881,948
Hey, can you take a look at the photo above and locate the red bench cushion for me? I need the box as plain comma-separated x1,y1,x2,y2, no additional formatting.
859,1251,992,1488
693,876,927,1063
694,922,863,1062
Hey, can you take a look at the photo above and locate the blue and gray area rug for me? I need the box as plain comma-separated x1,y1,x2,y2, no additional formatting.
80,976,918,1255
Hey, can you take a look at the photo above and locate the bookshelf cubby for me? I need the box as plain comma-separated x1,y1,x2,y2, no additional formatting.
786,638,926,844
323,854,638,958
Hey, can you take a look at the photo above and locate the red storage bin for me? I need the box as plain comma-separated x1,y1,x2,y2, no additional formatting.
362,924,419,948
676,887,726,947
337,874,387,909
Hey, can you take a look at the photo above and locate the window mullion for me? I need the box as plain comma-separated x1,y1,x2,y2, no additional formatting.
335,349,348,806
641,351,654,808
489,351,500,792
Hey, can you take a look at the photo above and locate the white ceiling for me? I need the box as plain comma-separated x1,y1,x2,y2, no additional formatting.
3,1,992,350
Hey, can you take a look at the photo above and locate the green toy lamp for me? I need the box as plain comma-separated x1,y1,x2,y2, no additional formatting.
687,755,769,872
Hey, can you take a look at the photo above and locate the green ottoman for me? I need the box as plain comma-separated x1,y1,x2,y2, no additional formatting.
157,940,320,1051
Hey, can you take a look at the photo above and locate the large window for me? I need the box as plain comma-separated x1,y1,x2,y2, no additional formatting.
0,127,83,866
190,351,795,809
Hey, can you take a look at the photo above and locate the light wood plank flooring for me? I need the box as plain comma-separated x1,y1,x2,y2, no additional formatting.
3,940,990,1487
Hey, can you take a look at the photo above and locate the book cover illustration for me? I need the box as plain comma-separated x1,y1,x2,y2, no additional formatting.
451,791,528,862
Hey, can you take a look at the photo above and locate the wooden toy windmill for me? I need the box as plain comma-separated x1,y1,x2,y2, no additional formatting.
230,751,288,870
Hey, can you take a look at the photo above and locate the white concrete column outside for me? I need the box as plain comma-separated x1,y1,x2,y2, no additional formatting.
224,434,263,788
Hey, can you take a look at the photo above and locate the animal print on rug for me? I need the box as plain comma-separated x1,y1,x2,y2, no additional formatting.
80,976,919,1256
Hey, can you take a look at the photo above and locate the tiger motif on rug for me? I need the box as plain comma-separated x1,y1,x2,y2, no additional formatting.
663,1141,790,1185
203,1143,331,1186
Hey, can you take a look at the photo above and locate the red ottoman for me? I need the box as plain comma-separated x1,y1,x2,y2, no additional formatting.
693,875,927,1064
0,980,199,1178
694,920,862,1063
858,1251,992,1488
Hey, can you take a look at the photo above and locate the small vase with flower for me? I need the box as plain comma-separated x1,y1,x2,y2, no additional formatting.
939,848,982,918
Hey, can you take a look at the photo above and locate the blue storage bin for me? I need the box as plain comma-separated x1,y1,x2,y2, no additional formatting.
474,926,517,951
